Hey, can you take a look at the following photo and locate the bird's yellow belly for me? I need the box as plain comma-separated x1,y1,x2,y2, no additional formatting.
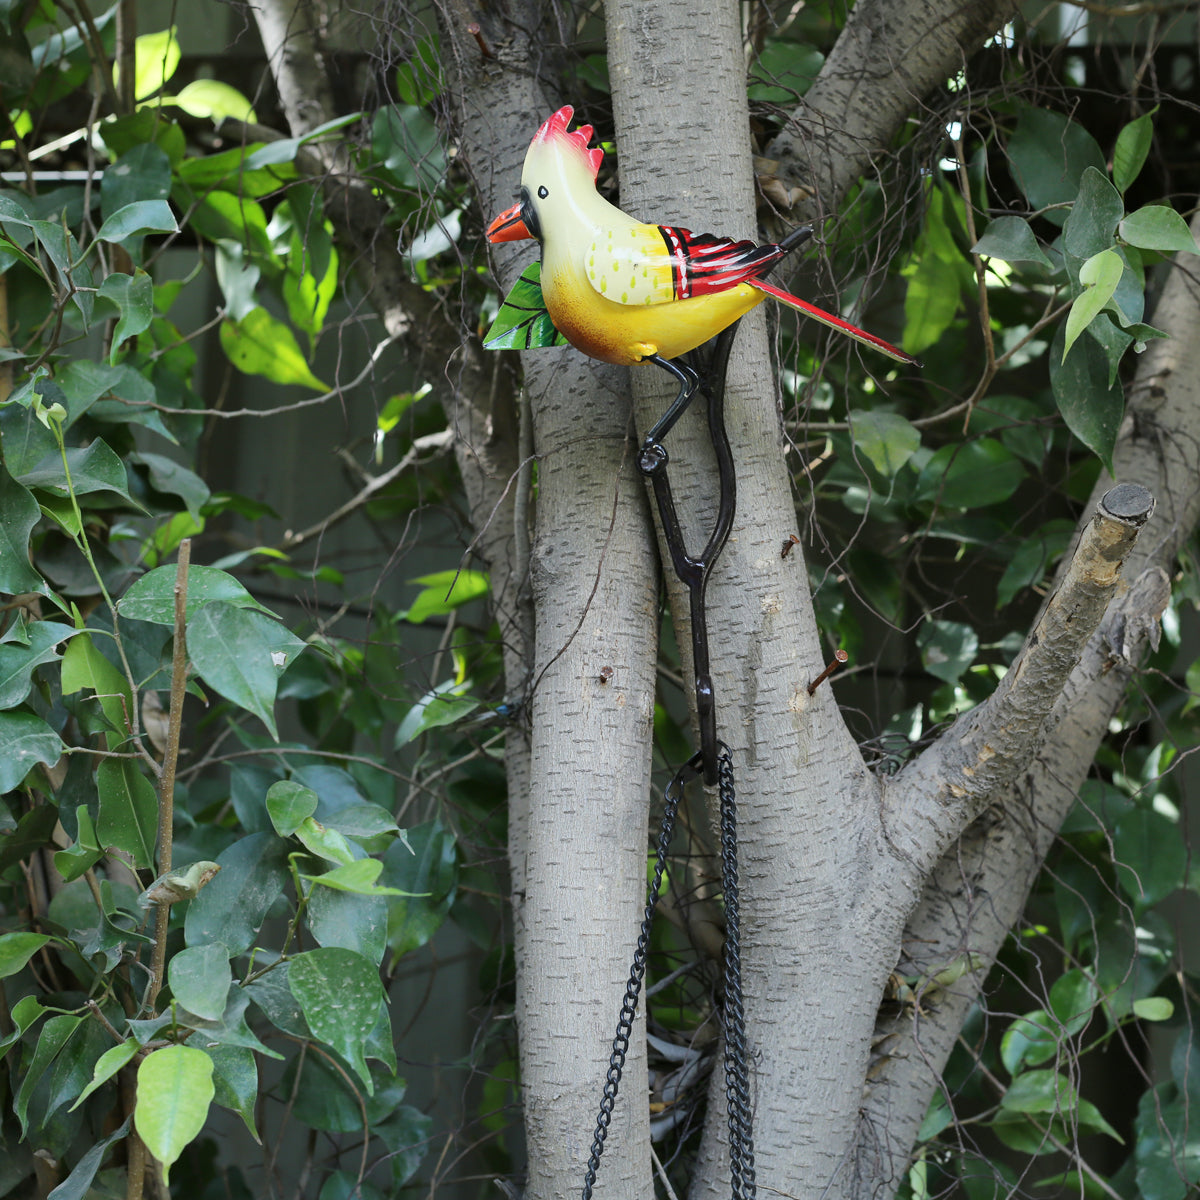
543,264,763,367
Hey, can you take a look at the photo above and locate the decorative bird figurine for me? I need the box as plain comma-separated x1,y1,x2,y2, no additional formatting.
484,106,917,442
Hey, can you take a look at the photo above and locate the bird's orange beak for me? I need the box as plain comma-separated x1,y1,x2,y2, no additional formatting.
487,202,532,243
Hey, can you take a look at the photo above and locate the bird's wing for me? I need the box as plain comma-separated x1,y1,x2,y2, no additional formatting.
584,224,782,307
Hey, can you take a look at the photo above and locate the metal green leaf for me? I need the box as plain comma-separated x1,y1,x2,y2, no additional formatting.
483,263,568,351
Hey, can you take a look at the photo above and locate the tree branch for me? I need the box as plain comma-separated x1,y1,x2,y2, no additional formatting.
767,0,1023,219
883,483,1152,868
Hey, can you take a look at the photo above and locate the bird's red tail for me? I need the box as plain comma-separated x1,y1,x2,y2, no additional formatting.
749,279,919,365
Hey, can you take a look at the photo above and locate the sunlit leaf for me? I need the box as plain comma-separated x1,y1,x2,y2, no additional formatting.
172,79,257,123
134,1045,214,1184
219,306,329,391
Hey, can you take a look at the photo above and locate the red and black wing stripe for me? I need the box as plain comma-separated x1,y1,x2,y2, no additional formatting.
656,226,787,300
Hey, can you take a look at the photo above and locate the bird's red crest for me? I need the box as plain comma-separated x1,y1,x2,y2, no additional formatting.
531,106,604,181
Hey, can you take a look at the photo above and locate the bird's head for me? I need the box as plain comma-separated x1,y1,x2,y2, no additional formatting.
487,107,606,245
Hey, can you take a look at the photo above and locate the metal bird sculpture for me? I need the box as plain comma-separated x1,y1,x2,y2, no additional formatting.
484,105,916,443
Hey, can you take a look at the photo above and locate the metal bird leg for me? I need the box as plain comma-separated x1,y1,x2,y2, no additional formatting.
638,326,738,786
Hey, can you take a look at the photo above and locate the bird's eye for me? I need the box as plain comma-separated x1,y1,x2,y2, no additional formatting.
538,186,549,199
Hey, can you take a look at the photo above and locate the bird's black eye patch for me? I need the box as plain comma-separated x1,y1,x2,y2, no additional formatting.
538,185,548,199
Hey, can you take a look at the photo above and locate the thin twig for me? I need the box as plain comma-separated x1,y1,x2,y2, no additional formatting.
148,540,190,1011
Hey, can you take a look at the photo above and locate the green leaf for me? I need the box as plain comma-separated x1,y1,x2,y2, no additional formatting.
405,569,490,623
1062,168,1123,261
118,563,276,624
1000,1068,1077,1114
202,1043,260,1141
849,411,921,477
0,931,52,977
266,780,319,836
917,619,978,684
54,807,103,882
0,466,50,595
1133,996,1175,1022
134,1045,214,1185
307,876,389,965
172,79,257,123
132,27,180,99
187,601,307,738
69,1038,139,1110
1119,205,1199,255
1049,968,1100,1036
375,1105,433,1188
1007,107,1106,225
16,439,142,511
483,263,569,351
1112,109,1156,193
1135,1086,1200,1200
0,710,62,791
168,944,232,1021
46,1117,130,1200
1112,807,1186,909
382,821,457,958
60,631,132,739
304,857,416,896
288,948,386,1091
1000,1010,1058,1074
129,451,210,518
187,190,276,257
915,439,1024,509
294,816,357,866
971,216,1053,268
101,144,173,223
0,804,58,874
96,757,158,868
1049,323,1123,473
995,519,1074,610
1063,248,1124,360
219,307,329,391
0,996,45,1063
1076,1097,1124,1143
98,271,155,361
395,680,480,745
95,200,178,244
183,832,291,955
0,620,76,709
902,194,964,352
15,1013,82,1134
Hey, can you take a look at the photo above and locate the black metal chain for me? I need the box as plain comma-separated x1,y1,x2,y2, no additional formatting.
718,745,755,1200
581,320,757,1200
581,761,687,1200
